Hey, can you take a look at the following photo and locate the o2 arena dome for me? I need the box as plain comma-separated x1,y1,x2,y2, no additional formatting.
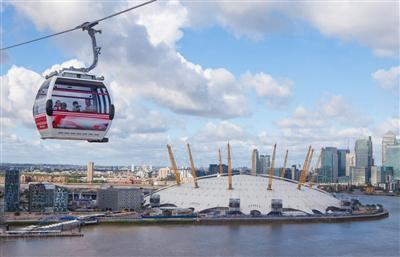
144,174,341,215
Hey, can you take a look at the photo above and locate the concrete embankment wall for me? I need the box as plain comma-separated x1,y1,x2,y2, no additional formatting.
6,210,388,227
98,210,389,225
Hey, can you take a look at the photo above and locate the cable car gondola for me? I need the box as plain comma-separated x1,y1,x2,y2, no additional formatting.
33,70,114,143
32,22,114,143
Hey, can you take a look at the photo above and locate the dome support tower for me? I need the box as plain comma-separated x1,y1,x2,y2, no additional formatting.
228,142,233,190
267,144,277,190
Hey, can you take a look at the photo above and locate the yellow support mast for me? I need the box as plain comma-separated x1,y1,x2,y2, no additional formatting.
309,148,323,187
251,149,257,176
228,142,233,190
166,144,181,185
297,146,311,190
280,149,289,178
218,148,223,176
186,143,199,188
267,144,277,190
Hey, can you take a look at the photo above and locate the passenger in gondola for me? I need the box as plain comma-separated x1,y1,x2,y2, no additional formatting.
60,102,68,111
54,100,62,110
84,99,95,112
72,101,81,112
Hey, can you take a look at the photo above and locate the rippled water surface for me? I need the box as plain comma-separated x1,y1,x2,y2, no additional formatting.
1,195,399,257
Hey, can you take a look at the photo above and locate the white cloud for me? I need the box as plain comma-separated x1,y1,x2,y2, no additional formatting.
184,1,399,57
376,117,400,136
317,94,369,126
0,65,43,127
182,121,256,166
279,94,369,130
274,93,374,160
336,127,372,139
14,1,398,57
136,0,188,47
295,2,399,57
194,121,249,142
1,129,171,165
110,104,169,137
372,66,400,90
10,1,249,119
184,1,289,41
12,0,100,31
277,106,320,129
241,71,292,108
42,59,85,77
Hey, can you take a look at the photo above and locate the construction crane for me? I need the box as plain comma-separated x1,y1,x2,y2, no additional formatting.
228,142,233,190
280,149,289,178
166,144,181,185
251,149,257,176
297,146,312,190
218,148,223,176
267,144,277,190
309,148,323,187
186,143,199,188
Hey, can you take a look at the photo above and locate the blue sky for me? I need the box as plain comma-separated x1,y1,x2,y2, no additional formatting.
1,1,399,167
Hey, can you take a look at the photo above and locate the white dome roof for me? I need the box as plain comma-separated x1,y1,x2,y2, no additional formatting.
145,174,341,214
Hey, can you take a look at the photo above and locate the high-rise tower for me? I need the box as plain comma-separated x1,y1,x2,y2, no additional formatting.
355,136,373,181
5,170,20,212
87,162,94,183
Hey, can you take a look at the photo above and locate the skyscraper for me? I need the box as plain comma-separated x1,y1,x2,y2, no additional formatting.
254,149,260,173
0,197,5,226
381,131,400,181
337,149,349,177
209,164,228,175
258,155,270,174
87,162,94,183
382,131,396,166
321,147,339,183
385,144,400,180
291,165,296,180
370,166,384,186
355,136,373,181
350,167,367,185
5,170,20,212
345,152,355,176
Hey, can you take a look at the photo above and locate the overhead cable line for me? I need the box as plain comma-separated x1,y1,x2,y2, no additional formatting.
0,0,157,51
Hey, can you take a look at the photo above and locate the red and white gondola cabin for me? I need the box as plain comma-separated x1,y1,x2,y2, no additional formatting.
33,70,114,143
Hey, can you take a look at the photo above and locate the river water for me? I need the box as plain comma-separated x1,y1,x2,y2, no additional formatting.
1,195,399,257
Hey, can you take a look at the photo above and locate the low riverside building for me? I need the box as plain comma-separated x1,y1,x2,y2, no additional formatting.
28,182,69,212
29,182,55,212
54,187,69,212
97,187,143,211
69,190,97,210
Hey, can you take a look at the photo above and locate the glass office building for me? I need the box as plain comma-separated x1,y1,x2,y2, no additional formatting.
337,149,349,177
385,144,400,180
5,170,20,212
355,137,373,181
321,147,338,183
